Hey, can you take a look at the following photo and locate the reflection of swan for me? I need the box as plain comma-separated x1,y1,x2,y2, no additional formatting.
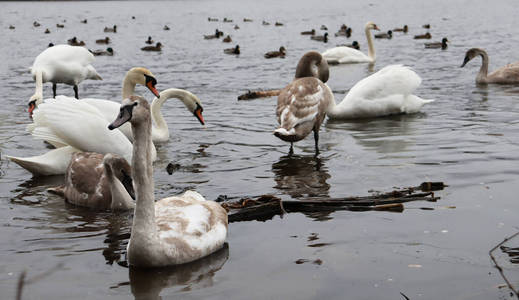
461,48,519,84
108,96,227,267
274,51,333,155
322,22,379,64
129,244,229,300
272,155,330,198
29,44,102,111
49,152,135,210
326,65,433,119
86,88,205,143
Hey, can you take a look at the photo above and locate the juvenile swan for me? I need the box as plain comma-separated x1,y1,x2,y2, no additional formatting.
274,51,333,155
461,48,519,84
108,96,227,267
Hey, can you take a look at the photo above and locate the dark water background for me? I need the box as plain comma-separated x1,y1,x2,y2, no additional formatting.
1,0,519,299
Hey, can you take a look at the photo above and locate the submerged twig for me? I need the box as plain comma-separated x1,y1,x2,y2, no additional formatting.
489,231,519,298
15,263,63,300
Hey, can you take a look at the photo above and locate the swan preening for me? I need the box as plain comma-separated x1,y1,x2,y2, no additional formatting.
275,51,433,154
109,96,227,267
49,152,135,211
29,44,102,114
461,48,519,84
322,22,379,64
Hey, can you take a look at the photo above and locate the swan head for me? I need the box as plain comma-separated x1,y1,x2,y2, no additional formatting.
461,48,482,67
103,153,135,200
294,51,329,83
365,21,380,31
28,93,43,116
126,67,160,98
109,96,150,130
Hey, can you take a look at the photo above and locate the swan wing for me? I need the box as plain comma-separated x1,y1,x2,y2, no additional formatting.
489,62,519,82
82,98,133,140
30,96,132,162
322,46,370,63
155,191,228,264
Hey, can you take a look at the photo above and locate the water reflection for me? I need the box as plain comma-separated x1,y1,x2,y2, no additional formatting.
128,243,229,300
272,155,330,198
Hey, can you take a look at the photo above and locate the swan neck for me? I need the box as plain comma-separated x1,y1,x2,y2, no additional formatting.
33,70,43,104
104,162,134,210
365,27,376,60
130,116,156,240
121,76,137,100
478,51,489,81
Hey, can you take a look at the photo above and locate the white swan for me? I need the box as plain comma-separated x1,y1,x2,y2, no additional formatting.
29,44,102,114
322,22,379,64
326,65,434,119
48,152,135,211
85,88,205,143
274,51,333,155
108,96,228,267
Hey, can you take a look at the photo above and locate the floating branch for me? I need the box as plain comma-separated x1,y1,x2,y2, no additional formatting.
489,231,519,298
222,182,445,223
237,89,281,100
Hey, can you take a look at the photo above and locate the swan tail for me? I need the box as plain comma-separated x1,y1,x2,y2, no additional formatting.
87,66,102,80
5,154,57,176
47,186,65,197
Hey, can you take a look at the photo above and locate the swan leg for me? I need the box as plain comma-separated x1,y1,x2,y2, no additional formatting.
289,142,294,155
52,83,57,98
314,130,320,156
73,85,79,99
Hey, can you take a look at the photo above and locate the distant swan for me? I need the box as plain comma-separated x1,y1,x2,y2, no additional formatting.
108,96,228,267
322,22,379,64
326,65,434,119
461,48,519,84
274,51,333,155
29,44,102,114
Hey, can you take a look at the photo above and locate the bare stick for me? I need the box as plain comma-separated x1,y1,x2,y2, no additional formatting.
237,89,281,100
16,270,26,300
489,231,519,298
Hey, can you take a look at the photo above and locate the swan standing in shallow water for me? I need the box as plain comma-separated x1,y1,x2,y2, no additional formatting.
274,51,333,155
109,96,227,267
49,152,135,211
322,22,379,64
461,48,519,84
29,44,102,114
326,65,434,119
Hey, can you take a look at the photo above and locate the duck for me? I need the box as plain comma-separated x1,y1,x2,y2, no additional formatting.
335,27,352,37
108,95,228,267
425,37,448,49
67,37,85,46
28,44,102,113
275,22,284,26
91,47,114,56
414,32,431,39
95,37,110,44
243,18,253,22
264,46,286,58
141,42,162,51
223,17,233,23
322,21,379,64
320,25,328,30
44,28,50,34
163,25,170,31
301,29,315,35
310,32,328,43
274,51,332,155
208,17,218,22
222,35,232,43
234,25,240,30
336,41,360,50
80,19,87,24
56,23,64,28
33,21,40,27
104,25,117,33
145,36,154,44
204,29,222,39
325,65,434,120
422,24,430,29
9,25,15,30
393,25,408,33
262,20,270,25
224,45,240,55
49,152,135,211
460,48,519,84
375,30,392,39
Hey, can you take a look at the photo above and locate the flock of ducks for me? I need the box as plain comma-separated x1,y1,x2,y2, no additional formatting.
6,17,519,269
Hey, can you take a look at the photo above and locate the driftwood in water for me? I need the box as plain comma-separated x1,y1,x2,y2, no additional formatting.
489,231,519,298
222,182,446,223
237,89,281,100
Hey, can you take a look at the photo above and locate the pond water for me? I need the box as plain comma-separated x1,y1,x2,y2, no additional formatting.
1,0,519,299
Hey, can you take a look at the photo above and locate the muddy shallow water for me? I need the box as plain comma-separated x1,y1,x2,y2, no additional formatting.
1,0,519,299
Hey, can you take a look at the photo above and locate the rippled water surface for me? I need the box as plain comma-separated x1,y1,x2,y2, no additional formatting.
2,0,519,299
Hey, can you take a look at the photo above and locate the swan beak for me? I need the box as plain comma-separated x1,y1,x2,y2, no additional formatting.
460,56,470,68
28,100,36,117
194,105,205,125
146,81,160,98
108,105,134,130
374,25,380,31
